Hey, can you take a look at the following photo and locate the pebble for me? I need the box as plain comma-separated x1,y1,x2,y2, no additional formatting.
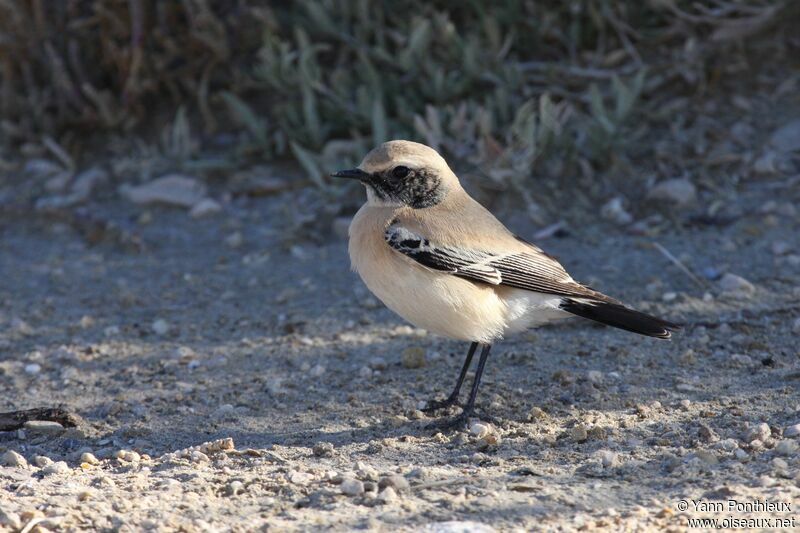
358,366,373,379
792,318,800,335
152,319,170,336
713,439,739,452
189,198,222,218
469,422,491,439
309,364,326,378
1,450,28,468
698,424,719,443
570,425,588,443
115,449,141,462
600,197,633,225
190,451,210,463
378,486,398,503
745,423,771,443
378,474,410,493
312,442,335,457
647,178,697,207
23,420,65,435
289,471,314,485
734,449,750,461
227,480,245,496
771,241,792,256
42,461,70,475
598,450,618,468
528,407,549,421
34,456,54,467
401,347,426,369
340,478,365,496
121,174,207,207
784,423,800,438
774,439,799,456
24,363,42,374
718,273,755,295
80,452,100,465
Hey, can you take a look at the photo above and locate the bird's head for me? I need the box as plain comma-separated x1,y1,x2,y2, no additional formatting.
331,140,459,208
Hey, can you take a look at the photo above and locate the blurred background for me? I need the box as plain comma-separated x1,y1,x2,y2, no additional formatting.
1,0,798,230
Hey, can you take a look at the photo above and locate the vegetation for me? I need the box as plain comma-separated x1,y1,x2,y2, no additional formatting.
0,1,794,193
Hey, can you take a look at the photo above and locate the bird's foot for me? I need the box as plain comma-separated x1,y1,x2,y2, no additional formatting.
421,396,461,414
425,411,472,432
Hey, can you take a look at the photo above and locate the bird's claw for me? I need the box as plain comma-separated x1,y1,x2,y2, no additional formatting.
421,397,461,414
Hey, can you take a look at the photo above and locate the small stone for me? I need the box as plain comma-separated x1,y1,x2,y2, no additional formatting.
600,197,633,225
340,478,365,496
313,442,335,457
587,370,603,383
1,450,28,468
189,198,222,218
792,319,800,335
358,366,373,379
190,451,210,463
421,521,497,533
698,424,720,443
401,347,426,369
775,439,799,456
24,363,41,375
469,422,491,439
773,457,789,470
598,450,618,468
79,315,95,328
718,273,755,295
80,452,100,465
784,423,800,438
152,319,170,336
42,461,70,475
0,509,21,530
647,178,697,207
745,423,771,443
227,480,245,496
121,174,207,207
114,449,141,462
34,455,54,467
309,364,326,378
694,450,718,465
378,486,398,503
11,317,34,335
679,399,692,410
378,474,410,493
289,470,314,485
570,425,588,443
528,407,549,421
714,439,739,452
23,420,64,435
734,449,749,461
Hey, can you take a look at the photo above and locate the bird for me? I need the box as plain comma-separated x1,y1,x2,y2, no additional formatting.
332,140,679,428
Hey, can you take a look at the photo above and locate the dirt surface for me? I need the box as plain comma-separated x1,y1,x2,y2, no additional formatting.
1,152,800,531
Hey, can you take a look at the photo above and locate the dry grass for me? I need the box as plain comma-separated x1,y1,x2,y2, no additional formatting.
0,0,795,192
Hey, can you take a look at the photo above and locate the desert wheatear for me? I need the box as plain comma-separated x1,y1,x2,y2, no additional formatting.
333,140,678,427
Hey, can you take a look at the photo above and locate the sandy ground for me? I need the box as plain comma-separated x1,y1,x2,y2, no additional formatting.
1,156,800,531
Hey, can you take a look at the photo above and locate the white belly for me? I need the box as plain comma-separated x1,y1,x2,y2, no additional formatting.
351,242,567,342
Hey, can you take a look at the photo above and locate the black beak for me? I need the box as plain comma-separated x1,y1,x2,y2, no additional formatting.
331,168,370,181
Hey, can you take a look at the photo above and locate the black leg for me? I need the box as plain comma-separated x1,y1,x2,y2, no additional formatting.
427,344,492,430
422,342,478,413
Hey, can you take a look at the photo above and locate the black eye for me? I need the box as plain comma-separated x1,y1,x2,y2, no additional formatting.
391,166,410,179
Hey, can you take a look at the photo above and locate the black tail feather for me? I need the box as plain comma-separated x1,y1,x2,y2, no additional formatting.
560,298,679,339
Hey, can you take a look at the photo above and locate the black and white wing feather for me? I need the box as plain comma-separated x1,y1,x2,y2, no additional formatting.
384,224,599,299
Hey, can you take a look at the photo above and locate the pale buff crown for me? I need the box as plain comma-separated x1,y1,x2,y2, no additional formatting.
357,140,462,189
